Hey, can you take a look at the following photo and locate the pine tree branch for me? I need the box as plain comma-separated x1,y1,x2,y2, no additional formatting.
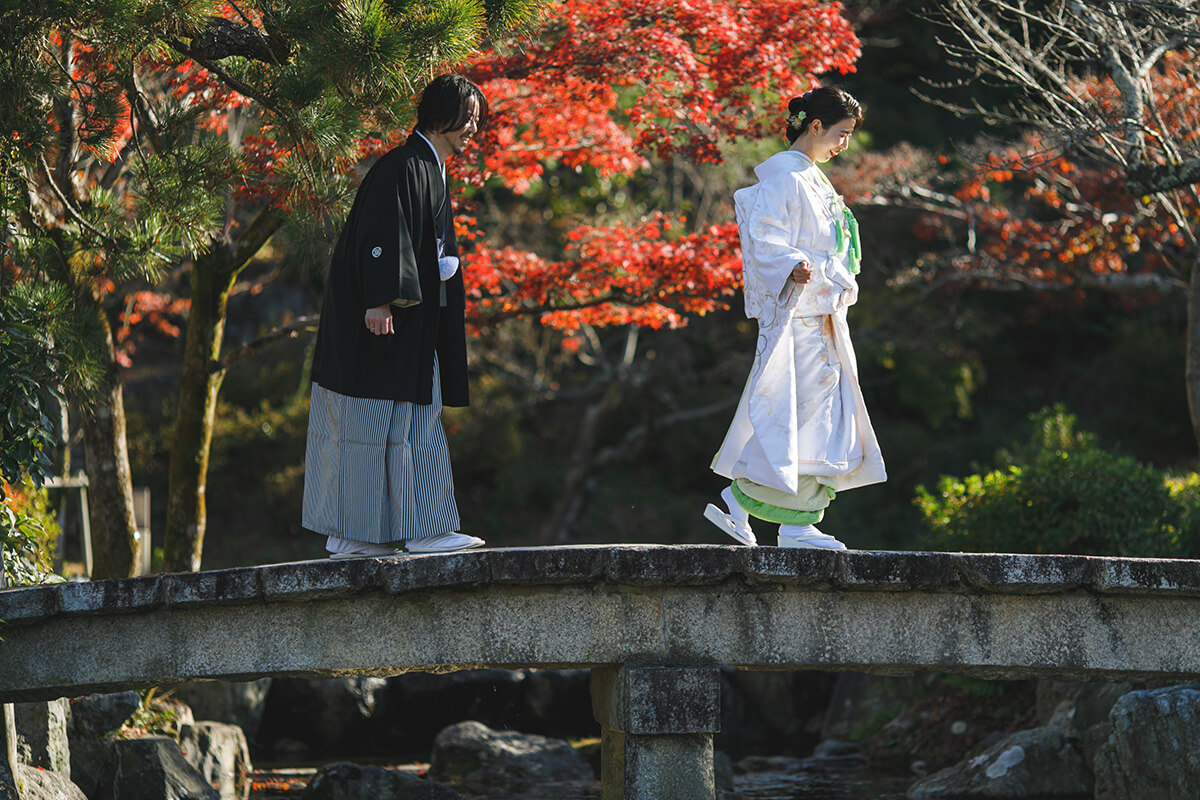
37,155,118,250
185,16,280,63
164,38,280,114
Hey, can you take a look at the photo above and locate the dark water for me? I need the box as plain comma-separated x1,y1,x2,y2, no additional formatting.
734,770,910,799
249,765,912,799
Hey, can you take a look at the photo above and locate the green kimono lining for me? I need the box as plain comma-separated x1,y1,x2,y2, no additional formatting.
730,482,834,525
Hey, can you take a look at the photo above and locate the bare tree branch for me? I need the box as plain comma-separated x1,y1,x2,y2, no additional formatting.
217,315,318,370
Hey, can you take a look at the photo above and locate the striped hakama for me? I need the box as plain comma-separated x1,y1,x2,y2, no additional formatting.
302,357,460,544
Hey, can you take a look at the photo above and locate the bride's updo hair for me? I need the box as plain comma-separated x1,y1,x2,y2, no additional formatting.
785,87,863,144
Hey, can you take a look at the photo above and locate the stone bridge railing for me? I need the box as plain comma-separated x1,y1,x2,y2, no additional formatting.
3,544,1200,799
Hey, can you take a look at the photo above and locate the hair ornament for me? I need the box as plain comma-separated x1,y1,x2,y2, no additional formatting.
788,110,807,128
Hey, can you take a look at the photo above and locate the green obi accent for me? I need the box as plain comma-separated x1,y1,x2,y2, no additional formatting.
730,482,825,525
818,165,861,275
832,205,861,275
844,207,861,275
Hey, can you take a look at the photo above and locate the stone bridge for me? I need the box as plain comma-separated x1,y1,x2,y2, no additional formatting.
3,544,1200,798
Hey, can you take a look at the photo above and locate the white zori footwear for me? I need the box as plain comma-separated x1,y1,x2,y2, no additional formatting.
703,486,758,547
326,536,402,559
777,524,845,550
405,532,486,553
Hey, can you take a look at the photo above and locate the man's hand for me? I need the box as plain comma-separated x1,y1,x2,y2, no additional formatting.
365,304,394,335
792,261,813,284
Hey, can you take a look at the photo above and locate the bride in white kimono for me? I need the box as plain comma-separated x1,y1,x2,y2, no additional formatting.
706,87,886,550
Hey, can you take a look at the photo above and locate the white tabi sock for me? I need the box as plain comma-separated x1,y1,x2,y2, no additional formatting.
721,486,751,525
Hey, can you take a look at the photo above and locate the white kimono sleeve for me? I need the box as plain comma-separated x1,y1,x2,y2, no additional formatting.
735,172,817,321
736,172,854,321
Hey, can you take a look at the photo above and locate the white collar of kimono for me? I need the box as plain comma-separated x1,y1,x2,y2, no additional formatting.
785,149,815,167
415,130,446,180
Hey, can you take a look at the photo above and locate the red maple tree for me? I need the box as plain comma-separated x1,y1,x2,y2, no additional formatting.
455,0,860,337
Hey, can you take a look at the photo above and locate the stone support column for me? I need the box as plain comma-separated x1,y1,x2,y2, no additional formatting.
0,705,17,799
0,565,17,799
591,665,720,800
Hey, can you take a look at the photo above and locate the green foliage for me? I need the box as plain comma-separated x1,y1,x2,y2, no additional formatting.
0,320,58,495
115,689,186,739
0,285,88,585
877,340,982,428
0,477,61,587
916,406,1196,557
938,674,1009,698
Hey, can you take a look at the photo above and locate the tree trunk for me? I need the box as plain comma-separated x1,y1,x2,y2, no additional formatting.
161,258,232,573
80,308,140,580
162,208,282,573
1188,253,1200,459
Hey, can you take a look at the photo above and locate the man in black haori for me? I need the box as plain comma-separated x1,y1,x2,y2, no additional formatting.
302,74,487,557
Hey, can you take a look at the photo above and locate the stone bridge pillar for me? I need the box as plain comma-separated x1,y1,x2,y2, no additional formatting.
591,665,720,800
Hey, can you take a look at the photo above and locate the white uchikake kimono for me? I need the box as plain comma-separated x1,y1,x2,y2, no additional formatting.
711,150,886,502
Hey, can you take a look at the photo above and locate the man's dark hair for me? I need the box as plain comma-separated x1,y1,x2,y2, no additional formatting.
416,74,488,134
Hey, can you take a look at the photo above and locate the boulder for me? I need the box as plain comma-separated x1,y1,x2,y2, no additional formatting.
256,677,388,758
1093,684,1200,800
94,736,218,800
15,699,70,775
178,722,252,800
1044,681,1132,768
68,693,141,739
1041,682,1130,737
169,681,271,740
906,727,1091,799
429,721,593,793
809,739,866,770
302,763,464,800
372,670,528,755
1036,680,1081,727
14,765,87,800
69,739,112,798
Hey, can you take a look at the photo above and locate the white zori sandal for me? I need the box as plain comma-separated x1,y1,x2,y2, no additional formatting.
703,486,758,547
777,524,846,550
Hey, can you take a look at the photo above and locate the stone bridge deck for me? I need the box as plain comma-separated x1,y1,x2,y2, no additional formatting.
3,545,1199,700
3,545,1199,799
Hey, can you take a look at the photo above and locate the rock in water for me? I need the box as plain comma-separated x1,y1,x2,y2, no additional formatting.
179,721,253,800
14,765,87,800
68,692,142,739
95,736,219,800
302,763,464,800
1094,685,1200,800
906,727,1091,799
430,720,593,793
170,680,272,740
15,698,71,775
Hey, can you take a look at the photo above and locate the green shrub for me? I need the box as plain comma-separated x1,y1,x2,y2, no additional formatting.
0,476,61,586
916,406,1193,557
